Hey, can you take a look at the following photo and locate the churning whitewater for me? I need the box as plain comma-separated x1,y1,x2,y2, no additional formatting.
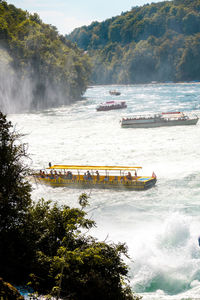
8,83,200,300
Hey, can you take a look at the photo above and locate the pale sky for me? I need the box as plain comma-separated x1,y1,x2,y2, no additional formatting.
9,0,165,35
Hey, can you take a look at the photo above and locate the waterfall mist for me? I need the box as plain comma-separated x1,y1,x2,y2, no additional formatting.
0,47,71,114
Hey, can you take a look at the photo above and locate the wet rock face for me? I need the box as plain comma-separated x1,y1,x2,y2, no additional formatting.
0,278,24,300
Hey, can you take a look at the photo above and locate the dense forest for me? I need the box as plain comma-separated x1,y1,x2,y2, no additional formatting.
1,0,199,110
0,1,91,112
67,0,200,84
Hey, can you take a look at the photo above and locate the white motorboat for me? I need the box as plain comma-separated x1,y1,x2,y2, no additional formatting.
96,101,127,111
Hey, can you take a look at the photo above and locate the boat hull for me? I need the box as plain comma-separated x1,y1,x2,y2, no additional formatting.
109,91,121,96
121,118,198,128
34,176,156,190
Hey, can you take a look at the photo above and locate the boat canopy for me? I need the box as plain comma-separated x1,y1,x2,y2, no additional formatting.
47,165,142,171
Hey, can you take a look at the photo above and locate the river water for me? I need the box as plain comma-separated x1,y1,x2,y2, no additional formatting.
8,83,200,300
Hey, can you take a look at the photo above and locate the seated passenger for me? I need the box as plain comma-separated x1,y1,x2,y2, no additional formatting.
87,171,92,180
114,176,118,181
39,171,46,178
126,172,132,181
133,171,137,180
104,175,109,182
49,170,54,179
67,171,73,179
63,171,68,179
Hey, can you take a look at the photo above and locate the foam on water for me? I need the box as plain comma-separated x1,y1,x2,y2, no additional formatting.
8,83,200,299
129,213,200,299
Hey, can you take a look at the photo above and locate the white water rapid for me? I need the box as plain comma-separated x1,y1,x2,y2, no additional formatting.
8,83,200,299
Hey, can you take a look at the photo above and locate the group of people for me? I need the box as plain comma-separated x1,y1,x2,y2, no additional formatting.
39,169,150,183
124,171,137,181
83,171,92,181
39,169,101,182
83,170,100,181
39,170,73,180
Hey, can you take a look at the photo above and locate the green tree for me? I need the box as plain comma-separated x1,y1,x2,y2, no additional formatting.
0,111,32,281
28,197,139,300
67,0,200,84
0,1,92,111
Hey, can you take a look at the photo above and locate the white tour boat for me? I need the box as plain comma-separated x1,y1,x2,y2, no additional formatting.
121,112,199,128
109,90,121,96
96,101,127,111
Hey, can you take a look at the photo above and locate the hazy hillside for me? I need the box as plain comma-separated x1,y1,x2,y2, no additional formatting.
67,0,200,84
0,1,91,113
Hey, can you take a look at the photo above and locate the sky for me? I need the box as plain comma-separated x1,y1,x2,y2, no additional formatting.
9,0,164,35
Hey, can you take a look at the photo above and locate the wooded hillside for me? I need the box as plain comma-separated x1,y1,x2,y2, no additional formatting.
0,1,91,112
67,0,200,84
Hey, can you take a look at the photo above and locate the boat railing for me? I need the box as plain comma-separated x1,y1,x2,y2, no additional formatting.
36,174,151,186
122,114,158,121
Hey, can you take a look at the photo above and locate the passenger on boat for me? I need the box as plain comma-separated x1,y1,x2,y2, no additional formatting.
87,171,92,181
53,170,59,179
126,172,132,181
96,170,100,181
114,176,118,182
67,171,73,179
49,170,54,179
63,171,68,179
133,171,137,180
40,170,45,178
83,173,87,180
104,175,109,182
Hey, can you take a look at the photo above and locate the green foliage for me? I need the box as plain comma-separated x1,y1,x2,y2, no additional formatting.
0,111,32,230
27,199,136,299
0,111,32,281
0,1,91,110
51,241,133,300
79,192,90,209
67,0,200,84
26,198,137,300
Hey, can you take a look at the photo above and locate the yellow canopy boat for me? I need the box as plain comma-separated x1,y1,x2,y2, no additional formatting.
34,164,157,190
